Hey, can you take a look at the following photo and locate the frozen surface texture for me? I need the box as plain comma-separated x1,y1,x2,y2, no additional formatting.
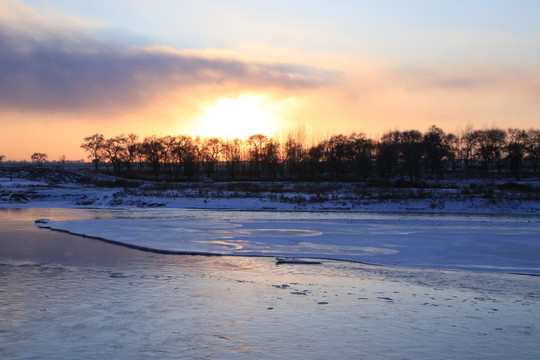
37,209,540,274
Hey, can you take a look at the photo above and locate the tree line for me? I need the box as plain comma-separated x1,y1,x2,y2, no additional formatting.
80,126,540,181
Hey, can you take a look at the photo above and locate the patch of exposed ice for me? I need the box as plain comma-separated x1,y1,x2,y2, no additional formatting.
36,209,540,274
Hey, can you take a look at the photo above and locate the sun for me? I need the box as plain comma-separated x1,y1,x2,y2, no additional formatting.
190,94,284,139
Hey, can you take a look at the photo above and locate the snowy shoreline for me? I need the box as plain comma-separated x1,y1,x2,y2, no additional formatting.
1,168,539,215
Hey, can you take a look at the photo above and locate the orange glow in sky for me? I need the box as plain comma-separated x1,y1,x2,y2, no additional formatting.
1,1,540,161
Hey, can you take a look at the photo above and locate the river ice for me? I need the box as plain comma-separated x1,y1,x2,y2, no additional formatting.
37,208,540,274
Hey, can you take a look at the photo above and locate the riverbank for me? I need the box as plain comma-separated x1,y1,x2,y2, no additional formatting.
1,166,539,214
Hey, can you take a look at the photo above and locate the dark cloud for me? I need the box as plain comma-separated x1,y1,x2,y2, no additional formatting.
0,24,335,113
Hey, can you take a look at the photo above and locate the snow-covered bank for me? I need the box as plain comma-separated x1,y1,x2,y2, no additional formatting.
1,170,540,214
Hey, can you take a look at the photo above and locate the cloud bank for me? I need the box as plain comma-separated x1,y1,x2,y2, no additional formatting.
1,0,539,142
0,1,334,114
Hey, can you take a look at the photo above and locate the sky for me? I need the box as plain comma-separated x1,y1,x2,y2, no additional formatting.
1,0,539,160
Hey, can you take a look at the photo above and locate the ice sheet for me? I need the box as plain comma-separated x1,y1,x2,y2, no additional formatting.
37,210,540,274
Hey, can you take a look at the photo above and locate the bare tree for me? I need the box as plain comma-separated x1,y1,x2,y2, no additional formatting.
307,143,324,179
125,134,139,173
377,130,423,179
378,130,402,178
223,138,243,179
444,133,459,171
325,134,350,177
400,130,423,179
141,136,165,179
526,129,540,173
160,136,178,179
506,128,528,179
348,132,374,179
263,139,281,179
78,125,538,181
201,137,222,178
284,134,304,178
474,129,506,173
0,155,5,165
81,134,105,172
171,135,197,179
246,134,268,177
423,125,449,178
487,128,507,173
31,152,48,166
104,135,128,173
460,127,478,171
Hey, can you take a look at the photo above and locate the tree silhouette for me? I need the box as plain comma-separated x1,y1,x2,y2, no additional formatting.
526,129,540,173
263,139,280,179
81,134,105,172
141,136,165,179
160,136,177,179
201,137,222,177
307,143,324,179
423,125,449,178
104,135,128,173
246,134,267,178
222,138,243,179
174,135,197,179
400,130,423,179
506,128,528,179
378,131,402,178
460,127,478,171
325,134,350,177
348,133,374,179
284,135,305,178
474,129,506,173
31,152,48,166
125,134,139,173
79,124,539,181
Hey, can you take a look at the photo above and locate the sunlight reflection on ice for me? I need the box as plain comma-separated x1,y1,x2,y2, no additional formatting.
235,229,322,237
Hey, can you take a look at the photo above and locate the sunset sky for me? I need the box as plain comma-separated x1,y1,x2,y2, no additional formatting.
1,0,539,160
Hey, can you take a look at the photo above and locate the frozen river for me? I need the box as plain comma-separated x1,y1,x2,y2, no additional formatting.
36,207,540,274
1,208,539,359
